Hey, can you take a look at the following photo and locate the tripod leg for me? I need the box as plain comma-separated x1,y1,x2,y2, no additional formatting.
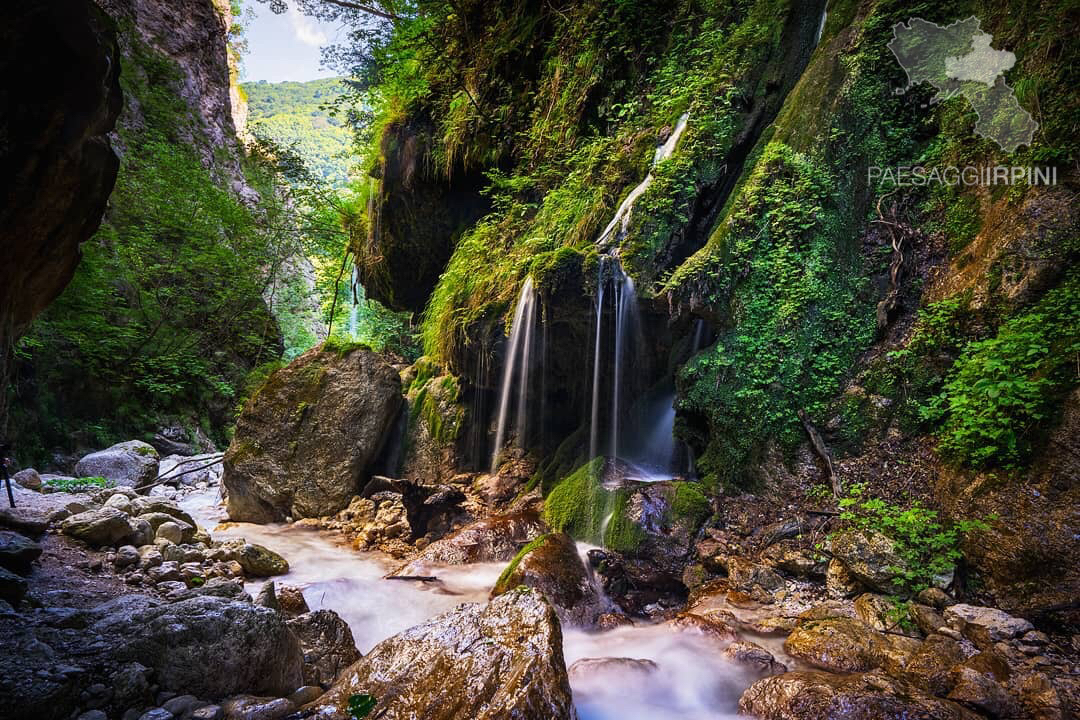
3,474,14,509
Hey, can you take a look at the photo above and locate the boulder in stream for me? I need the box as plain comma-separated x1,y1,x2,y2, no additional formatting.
305,587,577,719
223,344,403,522
75,440,159,489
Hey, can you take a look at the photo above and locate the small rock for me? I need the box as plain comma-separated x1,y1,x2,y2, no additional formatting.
77,711,107,720
723,641,787,675
567,656,659,681
255,581,279,610
155,521,184,545
61,507,134,546
13,468,42,491
0,507,49,537
147,561,182,583
234,543,289,577
277,584,309,616
138,546,164,568
162,694,204,716
137,709,174,720
105,493,134,513
917,587,952,609
0,530,43,572
220,696,294,720
115,545,140,568
0,566,28,605
190,705,223,720
944,604,1034,648
825,558,861,599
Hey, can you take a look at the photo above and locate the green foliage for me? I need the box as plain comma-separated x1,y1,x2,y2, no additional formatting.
43,476,110,493
835,482,990,596
924,277,1080,470
346,693,377,719
675,144,875,486
242,78,353,187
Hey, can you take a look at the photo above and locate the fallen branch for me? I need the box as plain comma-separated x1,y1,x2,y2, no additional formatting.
133,453,224,493
386,575,438,582
798,409,839,497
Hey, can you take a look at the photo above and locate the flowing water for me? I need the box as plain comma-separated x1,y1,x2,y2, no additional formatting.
491,276,539,472
180,488,759,718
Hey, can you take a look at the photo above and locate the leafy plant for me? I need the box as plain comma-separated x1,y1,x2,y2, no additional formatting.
835,482,991,596
347,693,377,719
43,476,111,493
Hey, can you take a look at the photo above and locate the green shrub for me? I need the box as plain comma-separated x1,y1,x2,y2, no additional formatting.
833,482,990,595
924,277,1079,470
44,476,111,493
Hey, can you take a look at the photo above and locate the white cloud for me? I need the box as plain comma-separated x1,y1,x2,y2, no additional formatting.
287,7,327,46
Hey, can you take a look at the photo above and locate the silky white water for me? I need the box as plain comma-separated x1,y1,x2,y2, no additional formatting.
491,276,539,472
180,488,757,717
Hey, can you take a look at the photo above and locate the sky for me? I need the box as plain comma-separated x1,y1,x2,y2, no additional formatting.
239,1,344,83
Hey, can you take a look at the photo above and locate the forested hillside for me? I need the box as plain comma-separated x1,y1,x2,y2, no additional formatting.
242,77,352,186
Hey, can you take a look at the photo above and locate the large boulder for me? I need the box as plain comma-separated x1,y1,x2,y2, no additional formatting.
223,345,403,522
61,507,134,546
943,604,1034,649
76,441,159,489
739,670,981,720
286,609,361,687
90,594,303,698
491,532,610,627
305,588,577,720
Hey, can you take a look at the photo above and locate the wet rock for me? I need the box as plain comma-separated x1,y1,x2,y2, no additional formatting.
727,557,785,594
947,652,1017,717
91,594,303,698
137,708,172,720
223,345,403,522
287,686,323,706
784,617,883,672
944,604,1034,648
829,530,905,593
0,530,42,572
739,670,982,720
233,542,289,577
826,557,862,598
763,541,824,578
277,584,309,616
854,593,895,632
723,641,787,676
305,588,576,720
129,497,197,527
491,532,609,627
392,512,545,574
61,507,134,546
910,603,948,637
76,440,159,489
672,608,740,643
163,694,205,716
286,609,361,687
903,634,971,696
13,468,42,491
254,581,279,610
220,696,294,720
127,517,154,547
918,587,953,609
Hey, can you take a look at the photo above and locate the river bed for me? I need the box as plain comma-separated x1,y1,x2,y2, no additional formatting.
180,487,757,719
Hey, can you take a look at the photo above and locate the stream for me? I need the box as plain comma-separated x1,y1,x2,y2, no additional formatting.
180,487,758,719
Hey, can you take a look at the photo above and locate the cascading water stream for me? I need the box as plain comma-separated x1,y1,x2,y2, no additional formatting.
347,266,360,338
596,113,689,247
589,278,606,461
490,277,538,473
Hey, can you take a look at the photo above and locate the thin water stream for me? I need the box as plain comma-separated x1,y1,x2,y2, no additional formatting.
180,488,761,718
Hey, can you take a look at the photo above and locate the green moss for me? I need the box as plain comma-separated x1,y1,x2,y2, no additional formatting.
493,533,551,595
671,481,711,525
321,336,372,356
541,458,645,553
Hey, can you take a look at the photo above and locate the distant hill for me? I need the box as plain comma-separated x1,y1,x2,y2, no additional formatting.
242,77,351,186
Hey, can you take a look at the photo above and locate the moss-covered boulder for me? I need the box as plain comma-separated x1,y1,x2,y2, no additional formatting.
401,359,465,484
304,588,576,720
492,532,610,628
223,344,402,522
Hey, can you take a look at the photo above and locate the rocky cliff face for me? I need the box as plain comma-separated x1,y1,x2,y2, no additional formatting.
0,0,122,428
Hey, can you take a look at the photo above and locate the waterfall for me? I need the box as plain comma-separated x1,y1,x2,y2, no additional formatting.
588,276,606,461
347,266,360,338
597,113,689,247
815,8,828,46
490,277,538,473
588,258,643,462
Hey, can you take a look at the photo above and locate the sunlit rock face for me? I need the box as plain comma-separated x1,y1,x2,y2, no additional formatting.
223,344,403,522
305,588,578,720
0,0,122,421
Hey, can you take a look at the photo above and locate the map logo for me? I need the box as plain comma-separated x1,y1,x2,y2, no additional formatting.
888,17,1038,152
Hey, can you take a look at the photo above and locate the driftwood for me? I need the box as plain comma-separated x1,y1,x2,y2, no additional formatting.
132,452,224,493
386,575,439,583
798,409,839,497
